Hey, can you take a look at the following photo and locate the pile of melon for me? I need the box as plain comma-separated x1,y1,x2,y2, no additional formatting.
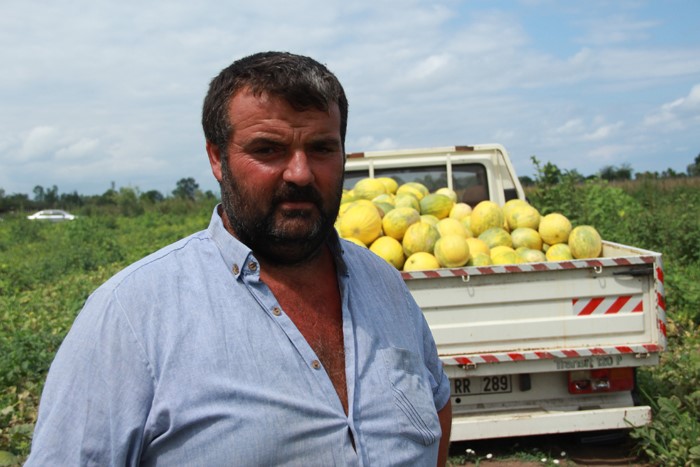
335,177,603,271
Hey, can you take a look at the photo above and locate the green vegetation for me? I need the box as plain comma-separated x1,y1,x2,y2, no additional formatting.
527,159,700,466
0,194,214,464
1,167,699,464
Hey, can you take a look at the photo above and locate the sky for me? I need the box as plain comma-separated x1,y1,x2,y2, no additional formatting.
1,0,699,197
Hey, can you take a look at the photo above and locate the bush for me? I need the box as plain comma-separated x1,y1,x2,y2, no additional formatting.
633,320,700,465
528,160,700,465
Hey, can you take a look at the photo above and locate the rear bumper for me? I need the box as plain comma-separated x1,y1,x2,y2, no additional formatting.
450,406,651,441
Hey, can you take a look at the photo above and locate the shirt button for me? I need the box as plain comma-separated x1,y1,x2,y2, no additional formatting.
248,261,258,271
272,306,282,316
311,360,322,370
232,264,240,275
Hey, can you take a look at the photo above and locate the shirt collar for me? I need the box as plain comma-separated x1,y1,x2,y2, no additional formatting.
207,205,253,280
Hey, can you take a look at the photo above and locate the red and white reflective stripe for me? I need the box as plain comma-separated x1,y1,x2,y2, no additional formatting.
573,295,644,315
441,344,663,366
400,255,658,280
654,263,668,347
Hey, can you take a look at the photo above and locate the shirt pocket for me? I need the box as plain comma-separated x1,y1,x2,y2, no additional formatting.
380,347,441,446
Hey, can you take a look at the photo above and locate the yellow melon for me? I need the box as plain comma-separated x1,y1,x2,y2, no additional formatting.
568,225,603,259
353,178,387,200
396,182,429,201
402,221,440,257
539,213,572,245
382,207,421,241
510,227,543,251
545,243,574,261
370,236,405,270
419,193,455,219
338,202,355,217
466,237,490,257
503,199,529,219
467,252,493,266
341,190,356,205
337,203,383,245
420,214,440,227
403,252,440,271
470,200,505,237
434,234,471,268
395,193,421,211
373,202,394,217
516,248,546,263
506,203,541,230
436,218,469,238
376,177,399,194
461,215,473,236
449,202,472,221
371,193,395,206
478,227,513,249
435,187,458,203
491,246,518,265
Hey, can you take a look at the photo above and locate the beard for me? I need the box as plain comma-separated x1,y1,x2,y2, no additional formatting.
219,162,343,266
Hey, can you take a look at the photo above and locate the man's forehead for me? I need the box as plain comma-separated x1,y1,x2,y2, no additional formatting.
227,88,340,127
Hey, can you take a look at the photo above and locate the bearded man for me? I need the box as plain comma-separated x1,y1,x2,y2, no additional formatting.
27,51,451,467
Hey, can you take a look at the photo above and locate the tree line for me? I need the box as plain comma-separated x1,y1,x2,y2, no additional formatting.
2,154,699,215
0,177,218,216
519,153,700,186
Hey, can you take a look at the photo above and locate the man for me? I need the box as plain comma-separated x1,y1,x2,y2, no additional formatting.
27,51,451,466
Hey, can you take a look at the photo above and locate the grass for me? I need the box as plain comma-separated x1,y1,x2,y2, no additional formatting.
1,174,699,464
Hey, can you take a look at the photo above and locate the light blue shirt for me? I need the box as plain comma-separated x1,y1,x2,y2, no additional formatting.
27,206,450,466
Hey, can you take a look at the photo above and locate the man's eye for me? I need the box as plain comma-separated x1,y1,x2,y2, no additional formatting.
251,146,280,155
310,144,340,155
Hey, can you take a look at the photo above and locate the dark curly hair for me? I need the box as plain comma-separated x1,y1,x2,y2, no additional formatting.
202,51,348,151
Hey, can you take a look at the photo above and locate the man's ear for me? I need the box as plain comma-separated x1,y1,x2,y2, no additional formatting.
206,141,224,183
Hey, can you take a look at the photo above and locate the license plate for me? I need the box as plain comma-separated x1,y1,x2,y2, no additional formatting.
451,375,513,397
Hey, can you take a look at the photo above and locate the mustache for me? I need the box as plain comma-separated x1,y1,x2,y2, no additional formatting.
272,184,324,206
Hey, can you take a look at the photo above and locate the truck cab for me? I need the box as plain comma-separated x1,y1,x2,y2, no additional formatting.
345,144,526,207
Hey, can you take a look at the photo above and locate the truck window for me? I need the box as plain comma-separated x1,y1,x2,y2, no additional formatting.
344,163,489,207
453,164,489,207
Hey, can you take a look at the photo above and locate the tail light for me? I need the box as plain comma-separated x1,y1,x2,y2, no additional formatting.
568,368,635,394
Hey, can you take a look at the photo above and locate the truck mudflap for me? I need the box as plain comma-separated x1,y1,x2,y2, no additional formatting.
450,406,652,441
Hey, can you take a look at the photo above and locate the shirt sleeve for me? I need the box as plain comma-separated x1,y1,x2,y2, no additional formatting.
26,288,154,467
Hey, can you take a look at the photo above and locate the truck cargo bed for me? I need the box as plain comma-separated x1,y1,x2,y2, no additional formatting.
402,241,666,376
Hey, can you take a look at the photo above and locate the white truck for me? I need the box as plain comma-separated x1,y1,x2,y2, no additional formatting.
344,144,667,442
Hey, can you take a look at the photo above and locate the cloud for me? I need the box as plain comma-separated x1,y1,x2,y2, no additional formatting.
643,83,700,130
586,144,635,164
1,1,699,194
352,136,399,151
20,126,61,160
583,121,624,141
55,138,101,161
555,119,586,135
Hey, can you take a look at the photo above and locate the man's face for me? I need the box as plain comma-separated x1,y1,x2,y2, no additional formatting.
211,89,345,265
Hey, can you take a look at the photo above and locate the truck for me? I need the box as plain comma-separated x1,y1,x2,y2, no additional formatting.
343,144,667,442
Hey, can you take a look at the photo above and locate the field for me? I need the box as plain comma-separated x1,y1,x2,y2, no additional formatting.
1,177,699,465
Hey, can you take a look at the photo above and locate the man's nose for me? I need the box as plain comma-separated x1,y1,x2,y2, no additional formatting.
283,150,314,186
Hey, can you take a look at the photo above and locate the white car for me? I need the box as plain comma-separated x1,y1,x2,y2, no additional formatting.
27,209,76,222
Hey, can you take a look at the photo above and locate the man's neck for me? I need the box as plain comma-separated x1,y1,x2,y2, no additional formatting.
258,243,335,287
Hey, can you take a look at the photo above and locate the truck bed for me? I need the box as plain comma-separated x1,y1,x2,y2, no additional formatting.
402,241,666,376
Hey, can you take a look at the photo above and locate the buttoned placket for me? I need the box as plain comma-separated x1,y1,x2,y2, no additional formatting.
239,257,350,412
